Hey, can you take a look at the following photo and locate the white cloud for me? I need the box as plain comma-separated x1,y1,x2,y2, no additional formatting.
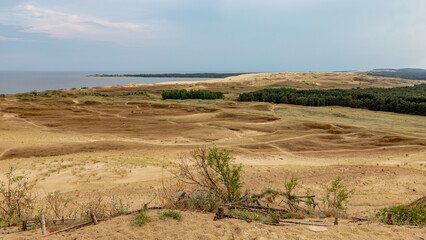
7,4,158,44
0,35,23,41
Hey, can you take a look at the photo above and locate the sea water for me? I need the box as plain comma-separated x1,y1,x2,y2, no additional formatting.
0,72,211,94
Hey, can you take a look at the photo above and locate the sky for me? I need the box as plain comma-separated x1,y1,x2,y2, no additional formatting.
0,0,425,72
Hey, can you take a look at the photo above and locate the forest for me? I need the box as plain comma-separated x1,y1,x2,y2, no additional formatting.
162,89,224,100
238,84,426,116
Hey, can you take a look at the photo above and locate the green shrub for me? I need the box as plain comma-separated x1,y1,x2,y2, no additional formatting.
160,210,182,221
189,190,219,212
162,89,224,100
284,177,299,202
0,94,5,98
176,146,243,203
0,166,36,225
376,205,425,226
230,209,260,221
120,90,148,97
323,176,354,217
134,211,150,226
207,146,242,202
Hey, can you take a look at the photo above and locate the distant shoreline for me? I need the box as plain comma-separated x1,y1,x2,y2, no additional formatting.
87,73,250,78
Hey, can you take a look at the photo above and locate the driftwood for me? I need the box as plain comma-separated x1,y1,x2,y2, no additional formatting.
221,214,291,226
415,234,425,240
280,219,330,226
226,203,288,213
37,220,95,238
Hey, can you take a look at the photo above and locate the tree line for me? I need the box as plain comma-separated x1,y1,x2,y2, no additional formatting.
162,89,224,100
238,84,426,116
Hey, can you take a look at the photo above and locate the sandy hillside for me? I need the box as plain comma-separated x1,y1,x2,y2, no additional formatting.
0,72,425,239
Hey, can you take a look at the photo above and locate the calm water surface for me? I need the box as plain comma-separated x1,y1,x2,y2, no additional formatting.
0,72,212,94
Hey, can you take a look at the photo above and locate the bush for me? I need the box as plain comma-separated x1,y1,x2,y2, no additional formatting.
46,191,71,219
134,211,150,226
229,209,260,221
177,146,243,203
323,176,354,217
376,205,425,226
188,189,219,211
162,89,224,100
284,177,299,202
160,210,182,221
0,166,36,225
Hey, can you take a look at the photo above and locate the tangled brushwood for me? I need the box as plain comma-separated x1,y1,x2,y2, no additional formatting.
169,146,356,223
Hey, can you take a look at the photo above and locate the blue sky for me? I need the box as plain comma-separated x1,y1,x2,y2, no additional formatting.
0,0,425,72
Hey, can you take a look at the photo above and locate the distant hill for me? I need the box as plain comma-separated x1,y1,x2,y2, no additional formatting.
88,73,250,78
367,68,426,80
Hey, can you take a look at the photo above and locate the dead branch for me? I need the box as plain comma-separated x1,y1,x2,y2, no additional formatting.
37,220,95,238
279,219,330,226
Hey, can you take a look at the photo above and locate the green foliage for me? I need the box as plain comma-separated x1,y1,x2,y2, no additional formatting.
323,176,354,216
81,87,88,89
120,90,148,97
230,209,260,221
0,166,36,225
376,205,425,226
160,210,182,221
281,211,304,219
110,197,129,217
238,84,426,116
134,211,150,226
189,190,219,212
162,89,224,100
284,177,299,202
206,146,242,203
46,191,71,219
0,94,5,98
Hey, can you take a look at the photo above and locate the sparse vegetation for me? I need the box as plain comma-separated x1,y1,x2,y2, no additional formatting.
134,211,150,226
176,146,242,203
323,176,355,217
0,166,36,225
376,205,425,226
229,209,260,221
160,210,182,221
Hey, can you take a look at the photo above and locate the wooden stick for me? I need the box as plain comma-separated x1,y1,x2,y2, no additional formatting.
334,217,338,225
22,220,27,231
415,234,425,240
226,203,288,213
40,215,47,235
37,221,93,238
387,212,393,225
280,219,330,226
90,212,98,225
222,214,291,226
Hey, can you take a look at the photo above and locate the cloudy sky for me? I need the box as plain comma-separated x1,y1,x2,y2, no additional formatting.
0,0,425,72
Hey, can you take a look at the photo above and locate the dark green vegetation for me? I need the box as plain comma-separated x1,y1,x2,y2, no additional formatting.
89,73,248,78
367,68,426,81
162,89,224,100
377,205,425,226
134,211,150,226
159,210,182,221
238,84,426,116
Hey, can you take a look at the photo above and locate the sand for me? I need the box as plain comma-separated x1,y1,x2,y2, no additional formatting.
0,72,424,239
